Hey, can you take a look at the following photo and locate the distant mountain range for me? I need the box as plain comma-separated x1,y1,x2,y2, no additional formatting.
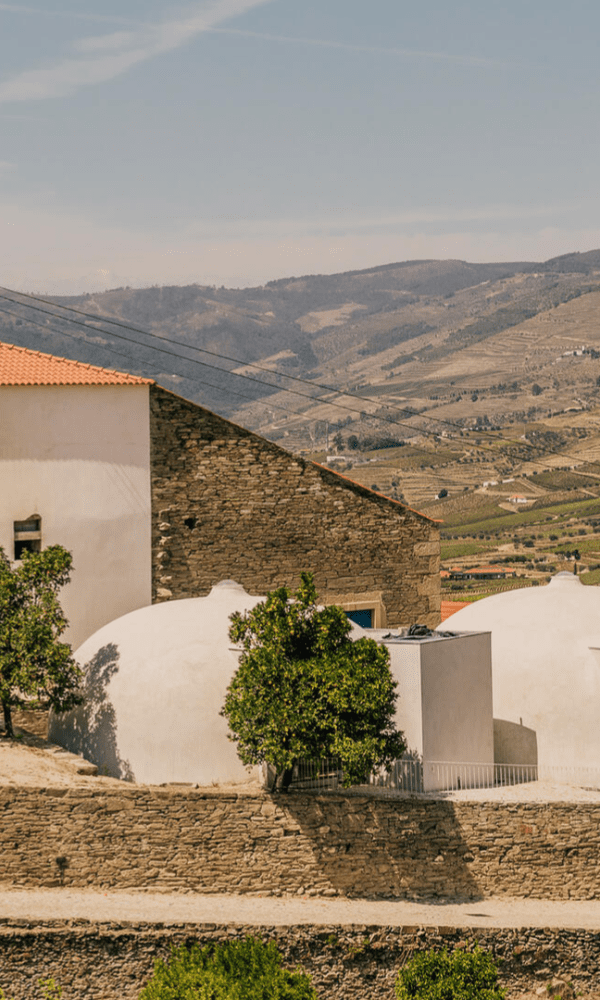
3,249,600,449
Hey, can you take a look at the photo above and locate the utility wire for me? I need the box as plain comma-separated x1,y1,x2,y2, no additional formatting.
0,284,514,441
9,283,600,474
0,291,477,443
1,286,598,475
0,306,472,487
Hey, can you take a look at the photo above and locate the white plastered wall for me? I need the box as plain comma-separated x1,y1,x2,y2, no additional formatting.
0,384,152,649
365,629,494,790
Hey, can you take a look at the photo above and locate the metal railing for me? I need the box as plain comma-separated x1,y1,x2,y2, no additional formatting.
286,758,600,794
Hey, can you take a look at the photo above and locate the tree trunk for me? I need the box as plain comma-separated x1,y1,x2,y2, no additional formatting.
275,767,294,794
1,700,13,738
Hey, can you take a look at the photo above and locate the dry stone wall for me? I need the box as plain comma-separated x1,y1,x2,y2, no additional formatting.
149,386,440,627
2,787,600,901
2,920,600,1000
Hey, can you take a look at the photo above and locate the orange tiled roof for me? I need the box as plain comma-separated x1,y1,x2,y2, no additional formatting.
441,600,471,622
0,340,154,386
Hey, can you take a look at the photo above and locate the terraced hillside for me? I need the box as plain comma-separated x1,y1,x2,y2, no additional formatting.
1,251,600,441
3,250,600,595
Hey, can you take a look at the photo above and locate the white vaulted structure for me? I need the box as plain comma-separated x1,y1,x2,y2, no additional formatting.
448,573,600,772
49,581,263,785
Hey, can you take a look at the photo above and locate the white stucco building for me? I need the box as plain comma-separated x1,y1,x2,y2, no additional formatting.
448,573,600,774
51,583,494,787
0,342,153,649
352,626,494,790
49,581,264,785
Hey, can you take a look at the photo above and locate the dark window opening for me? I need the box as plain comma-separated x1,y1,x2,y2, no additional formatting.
14,539,41,559
345,608,374,629
14,514,42,560
184,516,197,530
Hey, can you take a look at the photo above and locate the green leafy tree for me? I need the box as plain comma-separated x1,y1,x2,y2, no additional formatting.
140,938,317,1000
0,545,82,738
396,948,506,1000
222,572,405,792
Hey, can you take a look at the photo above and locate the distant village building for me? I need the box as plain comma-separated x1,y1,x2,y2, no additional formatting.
509,495,529,504
0,341,441,647
440,599,471,621
448,565,509,581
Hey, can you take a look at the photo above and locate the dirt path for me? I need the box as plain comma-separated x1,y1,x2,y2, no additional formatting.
2,888,600,930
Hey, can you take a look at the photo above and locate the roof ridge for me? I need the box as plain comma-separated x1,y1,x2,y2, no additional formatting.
0,339,154,386
311,461,441,524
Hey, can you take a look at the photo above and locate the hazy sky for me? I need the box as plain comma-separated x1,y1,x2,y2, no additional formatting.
2,0,600,293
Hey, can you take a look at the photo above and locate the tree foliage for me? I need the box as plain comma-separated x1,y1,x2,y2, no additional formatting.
221,572,405,791
0,545,82,738
139,937,317,1000
396,948,506,1000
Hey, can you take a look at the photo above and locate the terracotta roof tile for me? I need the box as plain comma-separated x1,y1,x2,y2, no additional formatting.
440,600,472,622
0,340,154,386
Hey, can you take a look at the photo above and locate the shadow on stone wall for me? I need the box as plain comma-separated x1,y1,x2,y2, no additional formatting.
50,643,134,781
284,795,483,900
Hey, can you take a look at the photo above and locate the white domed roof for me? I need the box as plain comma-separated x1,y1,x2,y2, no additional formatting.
49,582,264,785
447,573,600,768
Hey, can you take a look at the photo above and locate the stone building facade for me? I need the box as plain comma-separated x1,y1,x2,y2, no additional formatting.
149,385,440,628
0,339,440,647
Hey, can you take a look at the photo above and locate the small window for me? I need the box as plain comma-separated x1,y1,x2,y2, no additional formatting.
14,515,42,560
346,608,374,629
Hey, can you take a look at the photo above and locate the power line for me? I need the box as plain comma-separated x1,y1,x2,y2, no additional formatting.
0,285,597,474
0,284,509,441
0,302,473,491
0,290,472,443
10,283,599,474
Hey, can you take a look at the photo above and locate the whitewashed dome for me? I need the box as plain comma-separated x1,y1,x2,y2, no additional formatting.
49,581,264,785
447,573,600,770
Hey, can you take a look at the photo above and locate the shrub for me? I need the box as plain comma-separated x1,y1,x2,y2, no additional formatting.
395,947,506,1000
139,938,318,1000
222,572,405,791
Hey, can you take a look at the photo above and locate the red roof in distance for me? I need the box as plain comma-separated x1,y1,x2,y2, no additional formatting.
441,600,472,621
0,340,153,386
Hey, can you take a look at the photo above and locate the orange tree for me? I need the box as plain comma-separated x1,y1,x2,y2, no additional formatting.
221,572,405,792
0,545,82,738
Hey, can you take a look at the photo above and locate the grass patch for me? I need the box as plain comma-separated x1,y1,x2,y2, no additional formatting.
441,541,492,560
440,503,508,528
551,536,600,554
581,569,600,585
447,497,600,537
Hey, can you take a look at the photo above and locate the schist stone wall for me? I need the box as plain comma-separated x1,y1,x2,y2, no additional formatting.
149,386,440,628
3,921,600,1000
2,787,600,901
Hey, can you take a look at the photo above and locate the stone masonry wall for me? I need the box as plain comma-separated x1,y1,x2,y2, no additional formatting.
2,788,600,901
149,386,440,627
3,920,600,1000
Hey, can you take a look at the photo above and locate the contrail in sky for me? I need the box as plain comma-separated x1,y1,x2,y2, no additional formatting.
0,0,273,103
207,26,507,68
